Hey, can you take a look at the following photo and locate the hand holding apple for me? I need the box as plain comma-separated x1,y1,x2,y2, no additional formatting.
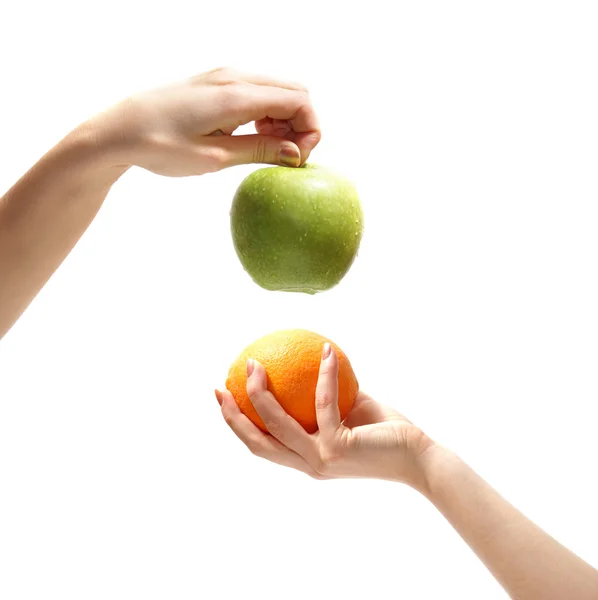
93,67,321,176
0,67,321,338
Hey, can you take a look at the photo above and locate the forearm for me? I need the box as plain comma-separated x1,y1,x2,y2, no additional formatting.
0,118,128,338
419,445,598,599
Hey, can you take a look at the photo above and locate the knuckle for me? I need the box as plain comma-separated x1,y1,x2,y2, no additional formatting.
144,131,171,151
309,128,322,145
199,146,228,172
313,446,342,476
262,419,284,442
246,379,262,400
311,450,326,475
252,137,268,164
296,90,312,108
312,458,326,476
315,390,333,410
206,66,236,82
217,84,243,110
246,437,266,457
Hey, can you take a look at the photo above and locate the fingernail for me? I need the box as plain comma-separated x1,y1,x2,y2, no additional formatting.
279,144,301,167
322,343,332,360
246,358,255,377
214,389,223,406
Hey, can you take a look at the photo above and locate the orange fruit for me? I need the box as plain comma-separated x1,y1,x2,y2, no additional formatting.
226,329,359,434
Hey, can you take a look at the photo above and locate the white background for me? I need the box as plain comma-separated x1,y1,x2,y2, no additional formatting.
1,1,597,598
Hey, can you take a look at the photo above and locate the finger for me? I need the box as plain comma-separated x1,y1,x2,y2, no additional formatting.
254,119,320,165
205,134,302,168
254,118,273,136
315,343,342,437
254,117,292,137
218,389,324,479
245,359,319,462
221,86,321,162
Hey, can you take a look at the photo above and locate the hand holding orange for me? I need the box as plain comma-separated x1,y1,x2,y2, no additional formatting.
218,330,429,485
225,329,359,433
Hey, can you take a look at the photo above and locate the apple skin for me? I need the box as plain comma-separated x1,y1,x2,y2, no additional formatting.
230,163,364,294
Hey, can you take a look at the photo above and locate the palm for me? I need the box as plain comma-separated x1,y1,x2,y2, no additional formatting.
342,392,412,429
329,392,428,484
220,360,429,485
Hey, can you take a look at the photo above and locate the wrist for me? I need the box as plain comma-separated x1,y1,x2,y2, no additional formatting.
74,99,144,170
393,429,442,494
36,120,133,198
416,442,462,500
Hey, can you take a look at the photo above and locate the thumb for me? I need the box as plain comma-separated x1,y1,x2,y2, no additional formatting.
206,134,302,169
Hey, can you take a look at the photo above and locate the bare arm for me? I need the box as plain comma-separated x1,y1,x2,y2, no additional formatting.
0,125,128,338
217,347,598,599
0,67,320,339
420,445,598,600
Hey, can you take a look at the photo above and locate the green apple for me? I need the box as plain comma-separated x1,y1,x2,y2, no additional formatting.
230,163,364,294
